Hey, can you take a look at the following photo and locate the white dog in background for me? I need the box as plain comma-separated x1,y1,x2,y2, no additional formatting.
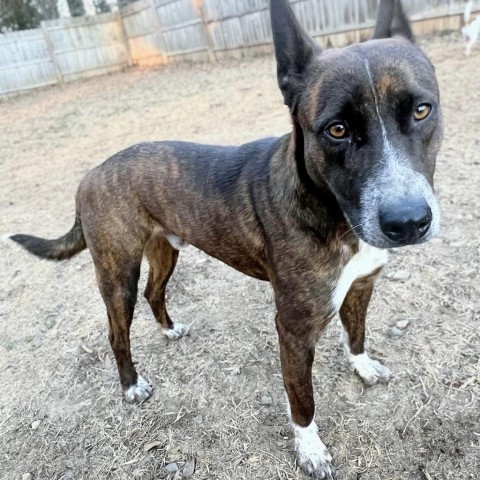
462,0,480,56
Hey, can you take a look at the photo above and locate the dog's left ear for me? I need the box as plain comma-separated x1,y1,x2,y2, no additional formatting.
372,0,415,43
270,0,321,110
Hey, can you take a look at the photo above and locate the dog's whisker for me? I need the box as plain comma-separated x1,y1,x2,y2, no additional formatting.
339,224,363,241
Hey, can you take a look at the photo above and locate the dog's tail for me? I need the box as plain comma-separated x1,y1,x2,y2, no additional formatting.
10,215,86,261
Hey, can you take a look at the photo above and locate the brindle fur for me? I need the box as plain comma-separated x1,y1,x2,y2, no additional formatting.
12,1,443,478
340,269,382,356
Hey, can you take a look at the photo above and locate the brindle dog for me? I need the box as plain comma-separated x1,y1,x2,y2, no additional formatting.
12,0,442,477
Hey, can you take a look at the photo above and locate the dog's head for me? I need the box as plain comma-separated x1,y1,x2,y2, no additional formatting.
271,0,443,249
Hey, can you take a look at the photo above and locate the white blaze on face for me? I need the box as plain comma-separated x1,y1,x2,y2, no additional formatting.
358,58,440,246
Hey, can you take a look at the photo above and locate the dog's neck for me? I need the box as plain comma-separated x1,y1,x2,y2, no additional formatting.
271,120,354,246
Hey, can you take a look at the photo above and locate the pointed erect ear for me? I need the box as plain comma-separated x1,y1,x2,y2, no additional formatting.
372,0,415,43
391,0,415,42
270,0,321,109
372,0,395,39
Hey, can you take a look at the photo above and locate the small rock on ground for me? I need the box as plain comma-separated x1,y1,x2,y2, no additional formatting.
31,420,41,430
260,395,273,406
165,463,179,474
390,326,406,338
182,459,196,478
396,320,410,330
387,270,411,281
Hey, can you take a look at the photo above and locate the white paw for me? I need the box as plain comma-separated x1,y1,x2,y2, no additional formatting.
162,322,190,340
124,376,152,404
294,422,336,479
348,353,392,386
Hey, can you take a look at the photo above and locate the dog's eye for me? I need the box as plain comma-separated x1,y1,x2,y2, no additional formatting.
414,104,432,121
327,122,348,139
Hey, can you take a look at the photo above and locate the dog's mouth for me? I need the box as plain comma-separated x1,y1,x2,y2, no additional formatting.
355,218,437,249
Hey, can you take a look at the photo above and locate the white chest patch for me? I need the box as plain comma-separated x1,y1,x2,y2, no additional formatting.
332,241,388,312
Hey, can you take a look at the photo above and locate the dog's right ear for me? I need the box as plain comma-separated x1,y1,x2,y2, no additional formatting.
270,0,321,110
372,0,415,42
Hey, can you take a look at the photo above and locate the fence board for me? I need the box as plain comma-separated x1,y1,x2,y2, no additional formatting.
0,61,57,95
1,0,480,97
44,13,129,78
154,0,208,56
155,0,196,28
122,0,166,64
0,29,58,95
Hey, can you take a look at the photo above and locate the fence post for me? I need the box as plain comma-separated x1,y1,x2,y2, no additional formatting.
40,21,63,84
117,11,133,67
191,0,216,62
148,0,168,64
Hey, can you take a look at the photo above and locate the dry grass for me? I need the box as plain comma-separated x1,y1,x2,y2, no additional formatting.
1,33,479,480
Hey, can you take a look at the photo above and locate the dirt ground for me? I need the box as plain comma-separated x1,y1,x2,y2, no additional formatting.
1,33,479,480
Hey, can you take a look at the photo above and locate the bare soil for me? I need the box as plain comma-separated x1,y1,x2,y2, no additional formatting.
1,33,479,480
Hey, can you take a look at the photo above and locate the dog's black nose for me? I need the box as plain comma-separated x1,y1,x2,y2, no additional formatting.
380,200,432,245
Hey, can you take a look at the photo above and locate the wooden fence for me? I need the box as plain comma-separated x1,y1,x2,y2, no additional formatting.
43,13,130,83
1,0,479,97
0,28,58,96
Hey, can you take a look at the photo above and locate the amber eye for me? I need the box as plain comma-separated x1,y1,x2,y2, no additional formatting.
327,122,348,139
414,103,432,121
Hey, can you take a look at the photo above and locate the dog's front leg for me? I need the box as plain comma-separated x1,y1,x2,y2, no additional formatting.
276,314,336,480
339,273,391,386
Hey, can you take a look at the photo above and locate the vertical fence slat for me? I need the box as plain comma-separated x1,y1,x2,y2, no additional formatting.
45,14,129,82
193,0,216,61
40,21,63,83
0,29,58,96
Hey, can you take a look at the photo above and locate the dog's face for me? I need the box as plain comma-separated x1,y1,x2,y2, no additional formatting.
300,40,443,248
272,1,443,249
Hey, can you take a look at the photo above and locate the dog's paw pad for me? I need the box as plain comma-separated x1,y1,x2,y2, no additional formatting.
124,376,152,404
294,423,336,479
162,322,190,340
350,353,392,386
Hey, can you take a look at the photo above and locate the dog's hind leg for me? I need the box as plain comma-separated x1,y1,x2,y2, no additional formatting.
93,245,152,404
339,273,391,386
144,235,189,340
